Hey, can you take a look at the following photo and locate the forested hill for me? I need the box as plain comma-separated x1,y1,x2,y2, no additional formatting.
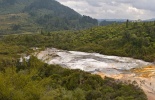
2,21,155,62
0,22,148,100
0,0,98,34
0,0,79,16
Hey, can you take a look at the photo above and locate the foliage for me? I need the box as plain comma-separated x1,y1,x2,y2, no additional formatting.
0,56,147,100
0,21,152,100
0,0,98,34
99,20,122,26
11,24,21,31
0,1,152,99
2,21,155,61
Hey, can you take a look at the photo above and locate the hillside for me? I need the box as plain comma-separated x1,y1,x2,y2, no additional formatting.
0,0,98,34
0,32,147,100
0,20,154,100
0,0,153,99
2,21,155,62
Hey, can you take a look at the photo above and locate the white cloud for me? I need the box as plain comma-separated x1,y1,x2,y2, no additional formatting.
56,0,155,20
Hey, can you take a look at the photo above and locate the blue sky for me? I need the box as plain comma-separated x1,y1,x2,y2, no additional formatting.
56,0,155,20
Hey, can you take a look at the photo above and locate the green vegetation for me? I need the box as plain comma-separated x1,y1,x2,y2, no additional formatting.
0,1,153,99
0,34,147,99
0,21,151,100
99,20,122,26
0,53,146,100
2,21,155,62
0,0,98,34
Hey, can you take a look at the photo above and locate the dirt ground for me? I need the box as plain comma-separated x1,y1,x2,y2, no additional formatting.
97,66,155,100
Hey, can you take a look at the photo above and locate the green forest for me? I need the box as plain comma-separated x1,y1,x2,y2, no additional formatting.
2,21,155,62
0,21,155,100
0,0,154,100
0,55,146,100
0,0,98,34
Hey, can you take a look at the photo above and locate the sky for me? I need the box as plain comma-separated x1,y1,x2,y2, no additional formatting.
56,0,155,20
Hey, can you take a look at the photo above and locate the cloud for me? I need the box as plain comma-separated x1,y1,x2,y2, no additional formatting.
56,0,155,20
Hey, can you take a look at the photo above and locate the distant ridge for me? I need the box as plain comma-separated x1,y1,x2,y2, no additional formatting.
98,19,127,22
0,0,98,34
98,18,155,22
144,18,155,22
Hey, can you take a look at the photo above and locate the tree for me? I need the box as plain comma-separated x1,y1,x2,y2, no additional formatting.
126,19,129,28
11,24,21,31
